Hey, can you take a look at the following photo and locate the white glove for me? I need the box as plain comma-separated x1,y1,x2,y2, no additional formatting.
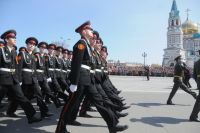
70,84,78,93
47,78,52,82
19,82,22,86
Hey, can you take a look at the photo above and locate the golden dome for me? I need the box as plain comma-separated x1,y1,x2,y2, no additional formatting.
182,19,198,34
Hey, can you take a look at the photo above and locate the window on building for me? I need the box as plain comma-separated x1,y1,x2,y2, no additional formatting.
172,20,174,26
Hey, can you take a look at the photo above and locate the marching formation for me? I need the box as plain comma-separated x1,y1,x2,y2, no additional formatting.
0,21,130,133
0,21,199,133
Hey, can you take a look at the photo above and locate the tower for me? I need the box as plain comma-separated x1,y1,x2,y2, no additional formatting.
163,0,185,67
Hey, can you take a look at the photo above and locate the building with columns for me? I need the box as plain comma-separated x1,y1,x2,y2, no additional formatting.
163,0,200,68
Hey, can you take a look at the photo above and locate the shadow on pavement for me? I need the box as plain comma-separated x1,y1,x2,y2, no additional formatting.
0,104,61,133
0,118,55,133
81,123,107,128
130,116,188,127
131,102,191,107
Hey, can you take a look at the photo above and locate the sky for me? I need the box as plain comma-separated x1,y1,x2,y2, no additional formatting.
0,0,200,65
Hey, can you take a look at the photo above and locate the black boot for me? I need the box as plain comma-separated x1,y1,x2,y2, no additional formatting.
116,112,128,118
67,120,82,126
7,113,19,118
167,100,175,105
189,116,200,122
79,112,93,118
28,113,42,124
41,112,54,118
109,125,128,133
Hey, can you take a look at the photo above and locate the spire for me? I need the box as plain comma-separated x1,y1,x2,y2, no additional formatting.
185,8,191,20
171,0,178,11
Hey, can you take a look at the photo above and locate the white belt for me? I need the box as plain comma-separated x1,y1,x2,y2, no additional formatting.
101,67,104,69
104,70,108,73
62,70,67,73
90,70,95,73
55,69,61,71
81,64,91,70
67,69,71,72
36,69,44,73
48,68,54,71
0,68,15,72
95,69,102,72
22,68,34,72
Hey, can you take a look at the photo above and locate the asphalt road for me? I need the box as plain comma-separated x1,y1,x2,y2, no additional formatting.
0,76,199,133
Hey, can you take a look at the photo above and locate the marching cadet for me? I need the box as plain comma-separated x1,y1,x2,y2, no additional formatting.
166,55,197,105
55,21,128,133
17,37,53,118
183,63,192,88
0,40,6,108
35,42,60,108
101,45,123,96
0,30,41,123
62,49,71,82
55,46,70,92
100,45,127,107
79,31,128,118
189,50,200,122
45,44,68,104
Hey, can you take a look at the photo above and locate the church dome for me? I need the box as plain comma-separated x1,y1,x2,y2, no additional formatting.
182,19,198,34
193,33,200,39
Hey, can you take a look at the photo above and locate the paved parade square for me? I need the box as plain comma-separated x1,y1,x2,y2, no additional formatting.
0,76,199,133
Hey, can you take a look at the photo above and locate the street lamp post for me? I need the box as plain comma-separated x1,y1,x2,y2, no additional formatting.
142,52,147,66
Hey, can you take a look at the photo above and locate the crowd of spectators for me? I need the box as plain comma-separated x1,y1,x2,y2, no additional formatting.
108,64,188,77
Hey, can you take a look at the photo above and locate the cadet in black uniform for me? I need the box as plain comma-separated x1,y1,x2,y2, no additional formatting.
0,30,41,123
0,40,6,108
45,44,68,103
18,37,53,118
183,63,192,88
79,31,128,118
189,50,200,122
62,49,71,83
100,46,127,107
55,46,70,92
166,56,197,105
55,21,128,133
35,42,60,108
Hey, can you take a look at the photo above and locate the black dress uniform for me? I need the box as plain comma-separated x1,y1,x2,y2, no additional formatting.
167,56,197,105
0,40,6,108
62,49,71,82
183,63,192,88
80,47,127,118
34,48,60,108
17,37,51,118
45,44,68,102
0,30,41,123
62,58,71,81
189,55,200,122
100,57,125,107
56,21,128,133
55,46,69,92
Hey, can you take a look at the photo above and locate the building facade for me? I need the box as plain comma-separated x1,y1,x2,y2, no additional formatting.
163,0,200,68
